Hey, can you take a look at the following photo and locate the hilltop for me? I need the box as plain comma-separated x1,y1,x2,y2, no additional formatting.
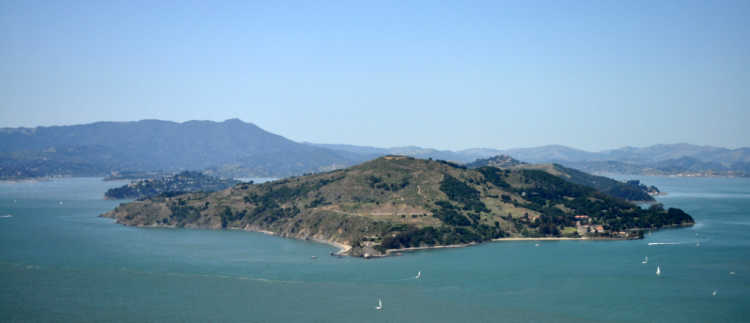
465,155,526,169
102,156,693,257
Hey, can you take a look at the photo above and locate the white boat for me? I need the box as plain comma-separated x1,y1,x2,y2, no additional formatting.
656,265,661,276
416,271,421,279
642,256,648,264
375,298,383,311
712,290,717,296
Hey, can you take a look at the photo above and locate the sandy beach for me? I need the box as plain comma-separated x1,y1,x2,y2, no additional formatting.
312,239,352,255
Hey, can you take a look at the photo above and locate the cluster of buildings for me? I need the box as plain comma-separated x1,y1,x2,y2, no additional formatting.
575,215,605,235
574,214,634,238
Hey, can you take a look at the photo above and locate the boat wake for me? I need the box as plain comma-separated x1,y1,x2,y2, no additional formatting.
647,242,682,246
0,214,12,218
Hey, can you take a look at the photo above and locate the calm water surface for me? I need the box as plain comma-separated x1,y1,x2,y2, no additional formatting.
1,176,748,322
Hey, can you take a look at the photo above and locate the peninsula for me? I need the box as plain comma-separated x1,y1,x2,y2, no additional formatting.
105,171,241,200
102,156,694,257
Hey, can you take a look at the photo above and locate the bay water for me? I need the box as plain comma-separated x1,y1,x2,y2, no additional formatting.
1,176,748,322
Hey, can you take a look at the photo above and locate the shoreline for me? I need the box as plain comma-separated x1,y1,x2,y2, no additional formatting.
105,213,692,259
382,236,639,256
235,225,352,255
311,238,352,255
492,237,588,241
385,242,479,255
110,219,355,256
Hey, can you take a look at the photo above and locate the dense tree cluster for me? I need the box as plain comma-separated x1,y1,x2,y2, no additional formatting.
439,174,488,212
366,175,410,191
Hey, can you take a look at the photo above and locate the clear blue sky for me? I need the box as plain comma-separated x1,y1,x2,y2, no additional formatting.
1,1,748,151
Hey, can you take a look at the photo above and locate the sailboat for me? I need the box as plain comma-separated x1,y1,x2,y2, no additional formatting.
375,298,383,311
656,265,661,276
642,256,648,264
712,290,718,296
416,271,421,279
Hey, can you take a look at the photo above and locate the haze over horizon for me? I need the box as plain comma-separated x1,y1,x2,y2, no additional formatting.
2,1,748,151
1,117,746,153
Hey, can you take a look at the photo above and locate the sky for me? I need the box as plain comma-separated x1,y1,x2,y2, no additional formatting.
1,1,748,151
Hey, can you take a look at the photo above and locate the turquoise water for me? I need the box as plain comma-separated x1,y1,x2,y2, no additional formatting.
1,177,748,322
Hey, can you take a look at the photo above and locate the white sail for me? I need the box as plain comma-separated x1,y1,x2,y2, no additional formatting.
712,290,717,296
376,298,383,311
642,256,648,264
416,271,421,279
656,265,661,276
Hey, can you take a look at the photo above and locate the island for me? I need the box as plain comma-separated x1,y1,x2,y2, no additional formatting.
105,171,241,200
102,156,694,257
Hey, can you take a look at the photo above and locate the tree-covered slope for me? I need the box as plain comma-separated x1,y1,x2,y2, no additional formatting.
467,155,656,202
102,156,693,257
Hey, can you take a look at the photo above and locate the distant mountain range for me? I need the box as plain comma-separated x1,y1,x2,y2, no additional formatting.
500,144,750,176
309,143,750,177
0,119,357,179
1,119,747,180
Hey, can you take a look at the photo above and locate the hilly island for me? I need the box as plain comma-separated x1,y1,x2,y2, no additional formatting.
102,156,694,257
